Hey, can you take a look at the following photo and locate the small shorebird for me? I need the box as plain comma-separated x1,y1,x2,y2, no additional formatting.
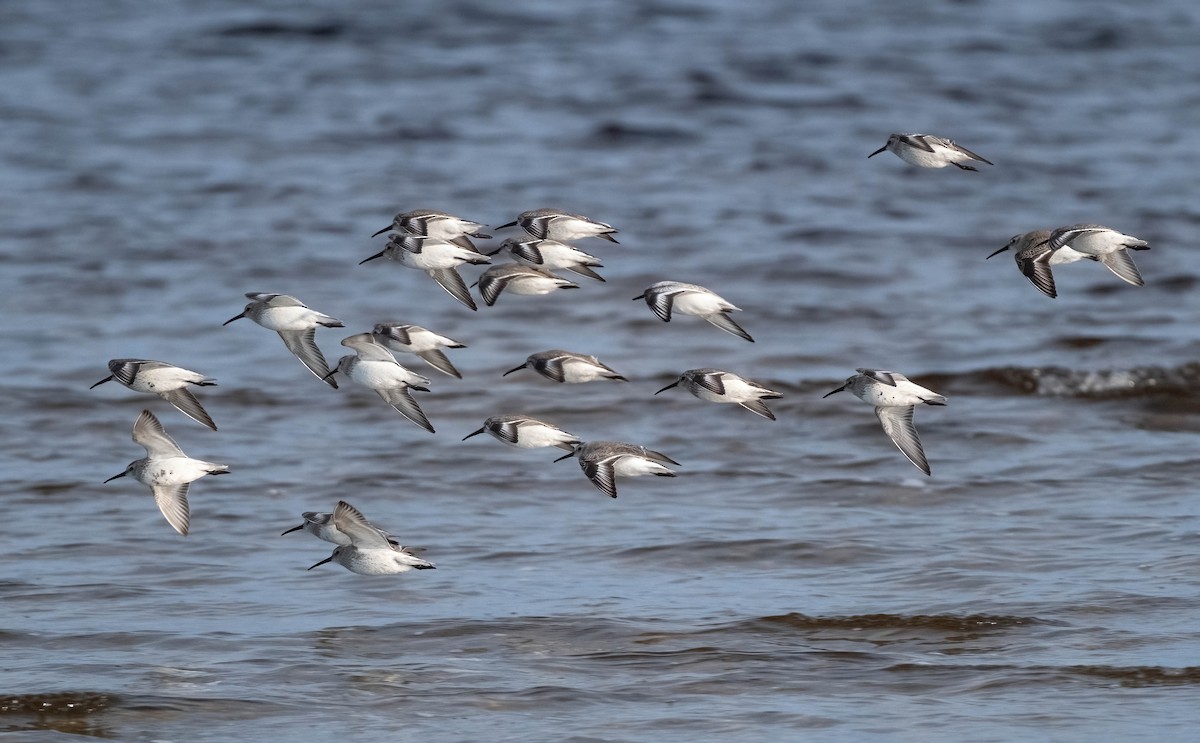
104,410,229,535
462,414,582,452
823,369,947,476
503,350,627,384
495,208,619,243
487,237,605,282
987,225,1149,297
656,368,782,420
372,322,467,379
306,500,435,576
326,334,434,433
359,234,490,311
223,293,344,387
555,441,679,499
90,359,219,430
634,281,754,342
868,133,993,171
282,507,403,547
370,208,490,249
475,263,578,306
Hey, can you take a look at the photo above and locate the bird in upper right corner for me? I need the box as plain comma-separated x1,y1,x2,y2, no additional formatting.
868,133,993,171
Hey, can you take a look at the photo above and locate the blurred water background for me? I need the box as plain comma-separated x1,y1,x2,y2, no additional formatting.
3,0,1200,740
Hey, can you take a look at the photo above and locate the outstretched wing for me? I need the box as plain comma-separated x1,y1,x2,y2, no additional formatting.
582,458,619,498
152,481,191,536
278,329,337,387
132,410,186,458
1098,248,1144,287
875,406,930,475
158,388,218,431
377,387,435,433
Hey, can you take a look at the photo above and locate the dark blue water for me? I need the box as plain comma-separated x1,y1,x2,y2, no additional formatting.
3,0,1200,740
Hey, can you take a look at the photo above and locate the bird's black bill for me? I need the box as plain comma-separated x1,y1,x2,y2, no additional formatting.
358,250,386,265
222,313,245,326
89,376,114,389
985,246,1009,260
307,555,334,570
103,471,127,483
370,224,393,238
462,428,485,441
822,385,848,398
867,145,888,158
654,381,679,395
280,524,304,536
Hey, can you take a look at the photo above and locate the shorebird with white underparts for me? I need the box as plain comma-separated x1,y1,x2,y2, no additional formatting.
868,133,993,171
90,359,219,430
503,350,627,384
475,263,579,306
496,208,619,243
656,368,782,420
104,410,229,536
372,322,467,379
823,369,946,476
282,504,403,546
305,500,435,576
370,208,490,249
555,441,680,499
987,225,1150,298
634,281,754,342
1044,223,1150,288
462,414,582,452
359,234,490,311
223,293,344,387
487,237,605,282
325,333,434,433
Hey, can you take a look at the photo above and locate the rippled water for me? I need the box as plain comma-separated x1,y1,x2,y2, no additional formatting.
4,0,1200,740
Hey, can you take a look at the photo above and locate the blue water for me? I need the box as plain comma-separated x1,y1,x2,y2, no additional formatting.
3,0,1200,740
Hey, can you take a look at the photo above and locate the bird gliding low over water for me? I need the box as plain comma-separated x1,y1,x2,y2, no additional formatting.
555,441,680,499
503,350,627,384
104,410,229,536
867,133,993,171
305,500,435,576
462,414,582,452
656,368,782,420
495,208,619,243
634,281,755,342
223,293,344,387
90,358,219,430
823,369,946,476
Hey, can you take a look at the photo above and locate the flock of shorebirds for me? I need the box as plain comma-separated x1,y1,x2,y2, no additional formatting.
92,132,1152,575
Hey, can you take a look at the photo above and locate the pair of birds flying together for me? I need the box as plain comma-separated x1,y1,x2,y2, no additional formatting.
869,133,1152,298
